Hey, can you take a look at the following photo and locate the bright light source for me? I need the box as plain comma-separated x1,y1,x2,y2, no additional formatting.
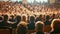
11,0,17,2
40,0,44,3
35,0,40,2
27,0,34,3
36,0,48,3
27,0,48,3
44,0,48,2
18,0,22,2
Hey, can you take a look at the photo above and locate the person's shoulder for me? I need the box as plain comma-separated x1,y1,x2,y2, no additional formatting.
36,31,44,34
50,31,55,34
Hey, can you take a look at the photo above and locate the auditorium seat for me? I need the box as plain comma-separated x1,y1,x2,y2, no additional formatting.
0,29,10,34
12,28,17,34
0,26,17,34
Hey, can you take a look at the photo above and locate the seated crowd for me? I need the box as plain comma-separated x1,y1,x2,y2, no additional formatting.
0,1,60,34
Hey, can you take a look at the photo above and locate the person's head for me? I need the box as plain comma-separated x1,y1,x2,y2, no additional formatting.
22,14,27,22
30,16,35,22
51,19,60,32
46,15,50,20
16,15,21,23
35,21,44,31
17,21,27,27
3,14,8,21
17,21,27,34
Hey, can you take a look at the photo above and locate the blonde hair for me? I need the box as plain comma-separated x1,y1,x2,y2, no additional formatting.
17,21,28,27
17,21,28,34
35,21,44,26
35,21,44,31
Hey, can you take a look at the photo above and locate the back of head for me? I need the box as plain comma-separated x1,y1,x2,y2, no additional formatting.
46,15,50,20
17,21,27,34
30,16,35,22
35,21,44,31
22,14,27,22
16,15,21,23
51,19,60,33
18,21,27,27
3,14,8,21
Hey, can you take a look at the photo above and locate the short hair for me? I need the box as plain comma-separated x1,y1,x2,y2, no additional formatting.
51,19,60,30
17,21,27,27
35,21,44,31
22,14,27,22
30,16,35,22
17,21,28,34
3,14,8,20
16,15,21,22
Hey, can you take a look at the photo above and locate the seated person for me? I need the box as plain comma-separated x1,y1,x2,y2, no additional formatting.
50,19,60,34
8,15,17,28
2,14,10,26
35,21,44,34
27,16,35,30
44,15,51,25
17,21,28,34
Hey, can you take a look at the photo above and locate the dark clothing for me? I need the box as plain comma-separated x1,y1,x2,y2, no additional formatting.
9,18,17,28
17,27,27,34
50,31,60,34
2,21,10,27
13,15,21,28
27,22,35,30
50,29,60,34
0,20,3,27
36,31,44,34
28,16,35,30
44,20,51,25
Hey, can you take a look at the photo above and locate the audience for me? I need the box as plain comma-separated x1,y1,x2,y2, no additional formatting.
0,1,60,34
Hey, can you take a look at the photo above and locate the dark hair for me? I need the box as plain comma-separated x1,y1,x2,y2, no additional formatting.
0,16,3,20
3,15,8,21
46,15,50,20
30,16,35,22
16,15,21,23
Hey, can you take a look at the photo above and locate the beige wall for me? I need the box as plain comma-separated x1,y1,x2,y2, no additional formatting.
50,0,55,4
22,0,27,4
0,0,9,1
